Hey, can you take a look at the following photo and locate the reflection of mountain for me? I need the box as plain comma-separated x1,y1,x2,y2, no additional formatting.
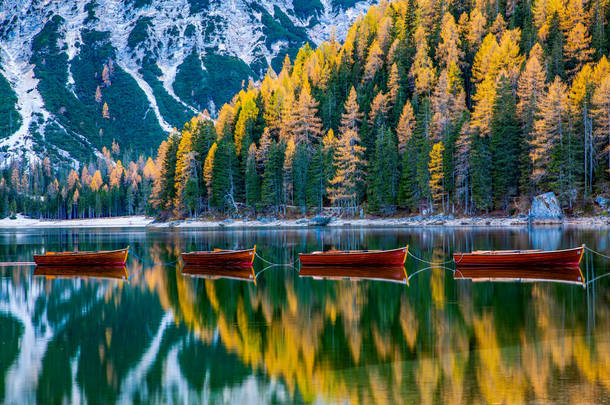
0,229,609,403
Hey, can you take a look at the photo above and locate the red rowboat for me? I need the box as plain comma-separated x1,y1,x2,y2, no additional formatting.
453,265,585,286
299,246,408,266
181,247,256,266
34,266,128,280
299,265,408,284
453,245,585,267
33,247,129,266
182,265,256,282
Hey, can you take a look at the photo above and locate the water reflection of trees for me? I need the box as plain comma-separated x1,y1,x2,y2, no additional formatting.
156,246,609,404
0,228,608,403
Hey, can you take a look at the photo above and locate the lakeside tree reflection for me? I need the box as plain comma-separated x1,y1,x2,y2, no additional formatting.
0,228,608,404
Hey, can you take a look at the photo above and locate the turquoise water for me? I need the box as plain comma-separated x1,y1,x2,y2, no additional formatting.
0,227,608,404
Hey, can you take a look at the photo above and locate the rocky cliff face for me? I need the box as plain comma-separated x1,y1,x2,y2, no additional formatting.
0,0,376,166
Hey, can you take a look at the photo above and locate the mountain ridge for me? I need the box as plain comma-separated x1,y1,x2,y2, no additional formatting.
0,0,376,166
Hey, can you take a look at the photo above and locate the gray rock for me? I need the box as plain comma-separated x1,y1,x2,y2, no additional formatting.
296,218,309,224
309,216,332,226
595,196,610,210
530,192,563,219
257,217,275,223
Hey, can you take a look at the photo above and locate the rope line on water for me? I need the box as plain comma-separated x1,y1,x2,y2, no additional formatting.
255,264,287,279
408,264,458,281
584,246,610,261
587,271,610,284
407,250,455,266
254,251,299,269
129,250,178,267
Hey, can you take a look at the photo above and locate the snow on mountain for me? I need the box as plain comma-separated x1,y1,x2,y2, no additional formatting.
0,0,377,166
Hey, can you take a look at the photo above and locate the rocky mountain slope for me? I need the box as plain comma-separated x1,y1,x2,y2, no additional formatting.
0,0,376,166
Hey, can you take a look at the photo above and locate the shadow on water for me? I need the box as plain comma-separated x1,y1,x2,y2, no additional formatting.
0,226,608,404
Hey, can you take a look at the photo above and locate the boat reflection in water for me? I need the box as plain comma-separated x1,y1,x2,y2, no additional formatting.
33,265,128,280
181,264,256,283
453,265,585,286
299,265,409,285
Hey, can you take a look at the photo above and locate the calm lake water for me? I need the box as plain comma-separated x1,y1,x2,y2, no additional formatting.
0,226,608,404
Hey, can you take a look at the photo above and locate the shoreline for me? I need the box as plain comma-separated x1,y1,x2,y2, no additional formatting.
1,214,610,229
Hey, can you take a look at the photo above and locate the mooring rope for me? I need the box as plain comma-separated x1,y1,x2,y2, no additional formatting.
587,271,610,284
407,250,455,266
407,264,458,281
583,246,610,261
254,251,299,269
129,250,178,267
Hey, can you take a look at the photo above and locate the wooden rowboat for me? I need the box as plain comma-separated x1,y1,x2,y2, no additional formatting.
299,246,408,266
182,265,256,282
453,266,585,286
299,265,408,285
33,247,129,266
181,247,256,266
453,245,585,267
34,266,128,280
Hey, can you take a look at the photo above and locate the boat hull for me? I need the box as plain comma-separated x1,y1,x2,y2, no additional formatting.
453,246,584,267
181,247,256,266
299,246,408,266
33,248,129,266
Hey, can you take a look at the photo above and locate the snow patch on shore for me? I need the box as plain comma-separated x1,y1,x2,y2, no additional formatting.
0,215,154,228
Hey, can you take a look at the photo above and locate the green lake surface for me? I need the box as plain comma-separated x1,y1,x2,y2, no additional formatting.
0,226,608,404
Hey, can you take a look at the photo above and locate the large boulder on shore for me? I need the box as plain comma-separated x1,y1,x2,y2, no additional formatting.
530,192,563,220
595,195,610,210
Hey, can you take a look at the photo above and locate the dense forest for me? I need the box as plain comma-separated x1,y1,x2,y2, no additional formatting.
2,0,610,219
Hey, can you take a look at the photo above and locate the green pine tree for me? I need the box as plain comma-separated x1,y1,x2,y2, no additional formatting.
490,76,522,210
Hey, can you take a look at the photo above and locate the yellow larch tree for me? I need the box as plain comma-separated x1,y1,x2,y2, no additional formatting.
292,81,324,147
432,63,467,141
339,87,363,135
369,91,389,127
411,25,436,96
362,40,384,84
150,140,169,209
533,0,567,41
517,43,547,136
109,160,124,188
437,12,463,69
81,166,92,189
143,157,157,181
203,142,218,204
387,63,400,107
396,102,415,154
174,126,193,214
90,170,103,192
564,22,594,76
530,77,570,186
468,9,487,49
428,142,445,211
67,169,80,190
233,90,259,155
327,129,366,211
